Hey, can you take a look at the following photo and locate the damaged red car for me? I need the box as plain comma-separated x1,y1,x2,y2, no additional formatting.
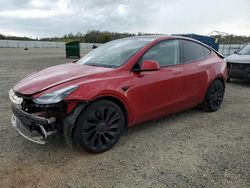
9,36,227,153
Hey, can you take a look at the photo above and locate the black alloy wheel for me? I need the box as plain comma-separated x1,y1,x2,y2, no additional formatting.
73,100,125,153
202,80,225,112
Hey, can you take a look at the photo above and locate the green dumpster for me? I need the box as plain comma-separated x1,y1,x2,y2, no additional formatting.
65,41,80,58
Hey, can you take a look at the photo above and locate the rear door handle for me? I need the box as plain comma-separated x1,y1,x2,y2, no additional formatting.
203,65,212,68
174,71,182,75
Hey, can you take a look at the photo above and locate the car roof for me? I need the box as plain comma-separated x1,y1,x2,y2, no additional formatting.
123,34,201,40
123,35,211,45
115,35,224,58
127,35,224,58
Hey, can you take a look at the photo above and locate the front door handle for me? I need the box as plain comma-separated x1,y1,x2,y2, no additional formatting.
202,65,212,68
174,71,182,75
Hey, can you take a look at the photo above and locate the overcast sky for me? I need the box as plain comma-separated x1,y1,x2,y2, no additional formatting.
0,0,249,38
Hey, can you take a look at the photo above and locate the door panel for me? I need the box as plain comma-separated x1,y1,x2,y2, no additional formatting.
181,40,215,106
128,64,184,124
182,59,212,106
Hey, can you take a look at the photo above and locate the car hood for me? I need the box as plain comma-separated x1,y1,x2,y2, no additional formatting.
13,63,113,95
226,54,250,64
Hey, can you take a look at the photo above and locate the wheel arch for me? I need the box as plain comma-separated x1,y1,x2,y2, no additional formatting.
214,76,226,88
201,76,225,112
207,76,226,92
63,95,130,147
92,96,129,129
201,76,225,104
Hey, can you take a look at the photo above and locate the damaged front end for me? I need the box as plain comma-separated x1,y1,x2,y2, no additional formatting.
9,88,83,145
11,105,57,144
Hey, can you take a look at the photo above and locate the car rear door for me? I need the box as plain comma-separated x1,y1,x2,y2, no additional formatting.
128,40,185,123
181,40,214,107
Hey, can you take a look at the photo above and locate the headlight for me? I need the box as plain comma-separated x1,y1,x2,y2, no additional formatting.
33,85,79,104
9,89,23,104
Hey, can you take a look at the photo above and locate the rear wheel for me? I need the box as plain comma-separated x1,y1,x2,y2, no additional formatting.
202,80,225,112
73,100,125,153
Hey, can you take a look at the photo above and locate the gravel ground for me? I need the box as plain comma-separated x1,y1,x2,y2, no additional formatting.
0,48,249,188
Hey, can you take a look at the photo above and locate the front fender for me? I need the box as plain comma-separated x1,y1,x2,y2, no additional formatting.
64,75,134,124
63,102,87,147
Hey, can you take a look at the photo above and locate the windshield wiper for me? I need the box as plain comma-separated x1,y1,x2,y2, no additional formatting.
85,63,116,68
86,63,101,67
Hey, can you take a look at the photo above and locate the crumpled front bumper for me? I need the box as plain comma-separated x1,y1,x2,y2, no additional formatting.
11,104,57,144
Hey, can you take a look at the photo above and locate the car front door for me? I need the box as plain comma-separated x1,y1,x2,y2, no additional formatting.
128,40,184,124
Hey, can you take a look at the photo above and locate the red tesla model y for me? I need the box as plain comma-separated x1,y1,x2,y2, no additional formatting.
9,35,227,153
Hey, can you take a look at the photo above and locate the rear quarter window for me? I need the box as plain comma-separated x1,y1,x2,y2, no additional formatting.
203,46,211,57
182,40,211,62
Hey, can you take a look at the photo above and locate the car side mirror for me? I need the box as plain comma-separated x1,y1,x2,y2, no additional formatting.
234,50,237,54
140,60,160,71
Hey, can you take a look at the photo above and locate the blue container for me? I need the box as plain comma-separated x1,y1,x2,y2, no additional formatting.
172,33,219,51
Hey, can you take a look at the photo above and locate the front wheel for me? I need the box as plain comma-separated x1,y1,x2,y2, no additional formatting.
202,80,225,112
73,100,125,153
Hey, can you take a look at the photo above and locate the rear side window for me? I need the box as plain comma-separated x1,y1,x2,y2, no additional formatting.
182,40,211,62
141,40,180,67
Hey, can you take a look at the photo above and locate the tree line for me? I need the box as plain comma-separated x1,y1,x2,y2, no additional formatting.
0,31,250,44
0,34,35,41
211,35,250,44
40,30,161,43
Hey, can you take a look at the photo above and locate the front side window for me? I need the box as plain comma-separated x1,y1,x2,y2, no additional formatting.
140,40,180,67
182,40,210,62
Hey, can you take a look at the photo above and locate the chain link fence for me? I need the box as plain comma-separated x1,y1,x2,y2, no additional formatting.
218,44,246,56
0,40,102,50
0,39,247,57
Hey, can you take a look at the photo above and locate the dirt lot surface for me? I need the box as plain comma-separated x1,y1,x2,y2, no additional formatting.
0,48,249,188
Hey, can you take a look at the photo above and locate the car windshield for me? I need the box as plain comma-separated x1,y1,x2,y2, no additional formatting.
237,44,250,55
77,37,154,68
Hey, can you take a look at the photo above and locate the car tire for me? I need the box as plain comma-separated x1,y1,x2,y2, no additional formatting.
202,80,225,112
73,100,125,153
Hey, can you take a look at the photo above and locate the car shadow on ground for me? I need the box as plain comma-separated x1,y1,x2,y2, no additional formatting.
7,106,203,159
124,107,203,137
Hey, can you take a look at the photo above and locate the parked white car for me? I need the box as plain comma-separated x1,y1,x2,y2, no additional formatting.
226,44,250,81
